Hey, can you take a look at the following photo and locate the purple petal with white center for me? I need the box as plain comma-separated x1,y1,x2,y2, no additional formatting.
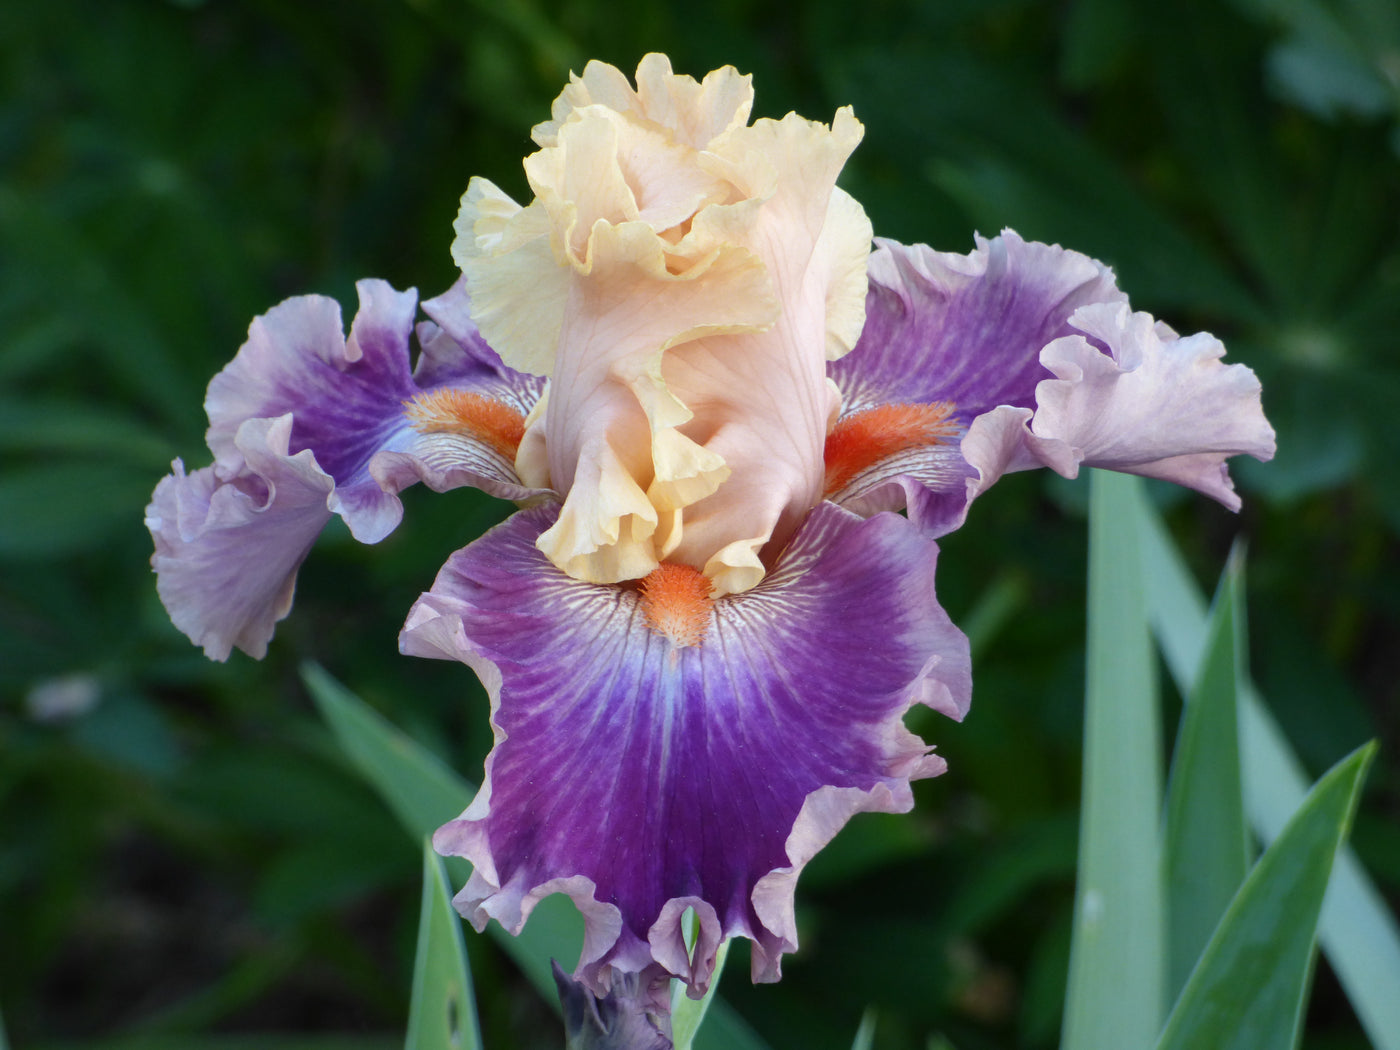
831,231,1124,416
400,501,970,996
204,278,545,543
151,279,550,660
146,416,334,661
826,231,1126,532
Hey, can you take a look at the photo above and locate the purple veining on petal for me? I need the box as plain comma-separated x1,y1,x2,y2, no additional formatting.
830,231,1125,419
151,278,551,661
205,282,418,487
825,231,1126,533
401,501,970,995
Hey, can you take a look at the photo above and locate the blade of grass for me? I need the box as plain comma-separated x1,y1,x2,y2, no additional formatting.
1061,471,1165,1050
407,842,481,1050
303,664,472,835
690,999,768,1050
850,1009,877,1050
303,663,578,1005
962,568,1029,660
1163,550,1251,1000
1154,743,1375,1050
1136,491,1400,1050
302,664,771,1050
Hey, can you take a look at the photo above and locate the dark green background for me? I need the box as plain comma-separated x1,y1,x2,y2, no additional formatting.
2,0,1397,1047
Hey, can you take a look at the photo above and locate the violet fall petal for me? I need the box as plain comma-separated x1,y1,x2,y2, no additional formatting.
1016,301,1278,508
146,416,334,661
400,501,970,997
203,278,545,543
150,278,549,661
826,231,1127,534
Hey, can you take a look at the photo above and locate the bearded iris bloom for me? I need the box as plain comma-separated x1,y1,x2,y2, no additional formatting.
147,55,1273,1006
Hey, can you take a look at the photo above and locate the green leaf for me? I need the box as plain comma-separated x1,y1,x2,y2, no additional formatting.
1163,551,1251,1000
0,185,201,431
302,664,771,1050
1269,33,1393,119
849,1009,876,1050
690,996,769,1050
801,811,936,890
1061,471,1164,1050
253,839,411,927
301,663,579,1005
1059,0,1138,90
1155,743,1375,1050
0,462,155,559
0,397,174,467
1142,0,1296,309
1137,489,1400,1050
391,0,579,89
406,840,482,1050
831,46,1265,323
69,690,184,780
1,1001,9,1050
960,569,1030,662
302,663,473,838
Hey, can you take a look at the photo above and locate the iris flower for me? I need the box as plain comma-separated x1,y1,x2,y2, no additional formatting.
147,55,1274,1007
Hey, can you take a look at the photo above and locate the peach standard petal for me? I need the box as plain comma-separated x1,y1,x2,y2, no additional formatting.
452,55,872,592
533,53,754,151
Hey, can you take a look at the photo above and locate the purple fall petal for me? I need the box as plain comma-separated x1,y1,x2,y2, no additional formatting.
827,231,1274,527
150,278,549,660
1006,301,1277,506
827,231,1126,532
401,502,970,996
146,416,334,661
831,231,1124,415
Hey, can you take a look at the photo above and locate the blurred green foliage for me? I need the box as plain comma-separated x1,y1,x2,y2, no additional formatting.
1,0,1396,1047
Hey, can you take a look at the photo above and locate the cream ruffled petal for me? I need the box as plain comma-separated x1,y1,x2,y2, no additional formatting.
453,184,567,377
533,60,640,147
818,186,874,361
654,109,869,586
533,53,754,151
526,110,641,263
536,433,662,584
461,58,870,591
632,53,754,148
